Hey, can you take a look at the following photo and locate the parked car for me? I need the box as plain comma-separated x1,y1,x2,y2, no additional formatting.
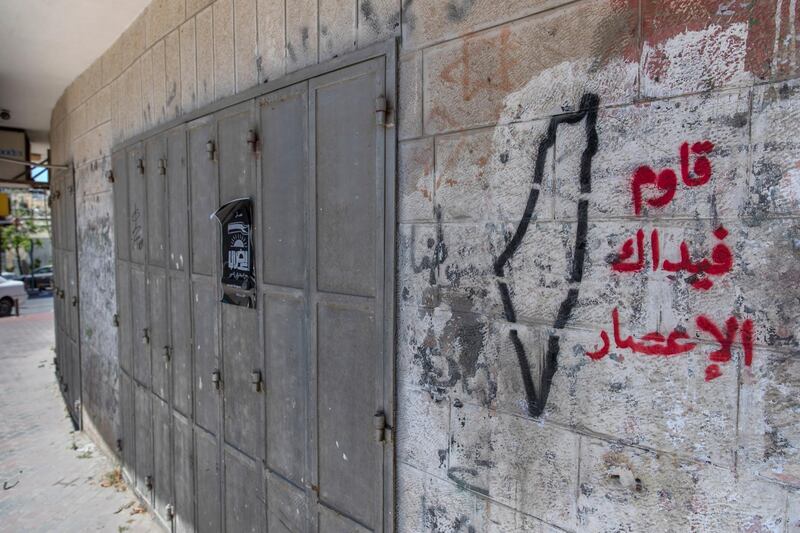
0,275,27,316
22,265,54,292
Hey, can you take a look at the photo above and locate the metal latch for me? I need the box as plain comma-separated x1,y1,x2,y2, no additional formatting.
112,314,120,327
375,97,387,126
206,140,216,160
136,158,145,174
163,345,171,362
246,129,259,152
106,170,115,183
71,296,79,307
166,504,175,521
374,411,388,442
158,158,167,175
211,369,221,390
142,328,150,345
116,439,123,452
145,475,153,490
58,288,65,299
250,370,262,393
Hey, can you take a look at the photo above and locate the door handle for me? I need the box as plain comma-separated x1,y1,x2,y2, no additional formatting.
211,369,221,390
250,370,262,393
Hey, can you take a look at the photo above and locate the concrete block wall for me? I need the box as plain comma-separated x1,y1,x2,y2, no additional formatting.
50,0,800,530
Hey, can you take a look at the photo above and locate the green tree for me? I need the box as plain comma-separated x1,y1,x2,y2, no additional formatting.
1,214,41,277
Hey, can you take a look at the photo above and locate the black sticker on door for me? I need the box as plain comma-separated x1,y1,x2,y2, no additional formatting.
212,197,256,308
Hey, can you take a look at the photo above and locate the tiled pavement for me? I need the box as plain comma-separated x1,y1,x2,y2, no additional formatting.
0,303,161,532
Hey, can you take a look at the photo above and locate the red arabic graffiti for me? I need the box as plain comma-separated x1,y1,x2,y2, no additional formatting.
611,225,733,290
632,141,715,215
587,139,758,380
586,308,755,381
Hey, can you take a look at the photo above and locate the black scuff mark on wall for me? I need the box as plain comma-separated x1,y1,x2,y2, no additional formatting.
446,0,476,22
494,93,600,418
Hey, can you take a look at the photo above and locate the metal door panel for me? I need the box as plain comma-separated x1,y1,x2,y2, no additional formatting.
265,291,306,485
317,301,378,529
63,251,74,341
195,428,221,533
117,261,133,373
120,372,136,476
173,413,195,533
65,174,77,252
167,126,189,271
221,305,262,459
313,61,383,298
131,267,151,387
69,338,80,415
217,101,255,203
188,117,217,275
134,385,154,500
192,278,219,434
267,472,308,533
112,149,130,260
67,250,79,341
318,506,371,533
127,144,147,264
259,84,307,288
149,268,169,400
170,274,192,417
224,450,265,533
153,395,173,521
146,134,167,267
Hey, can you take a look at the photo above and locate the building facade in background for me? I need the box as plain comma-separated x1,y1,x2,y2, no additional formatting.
48,1,800,531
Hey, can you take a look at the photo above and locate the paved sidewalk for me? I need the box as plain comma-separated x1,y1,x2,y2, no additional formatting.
0,309,161,532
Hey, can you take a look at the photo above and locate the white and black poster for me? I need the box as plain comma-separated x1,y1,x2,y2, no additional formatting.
211,197,256,308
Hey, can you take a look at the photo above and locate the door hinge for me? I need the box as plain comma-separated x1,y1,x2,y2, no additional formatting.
166,503,175,521
158,158,167,175
136,158,145,174
250,370,262,393
246,129,259,153
71,296,79,307
375,97,387,127
211,369,222,390
112,313,120,327
116,439,123,452
163,345,171,362
206,140,216,160
142,328,150,345
106,170,115,183
145,475,153,491
374,411,391,443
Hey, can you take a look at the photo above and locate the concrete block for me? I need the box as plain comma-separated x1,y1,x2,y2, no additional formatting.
578,437,788,532
398,51,422,140
140,47,155,130
193,6,214,108
256,0,285,81
740,345,800,488
180,18,198,113
110,77,122,145
69,104,88,141
357,0,399,48
478,499,562,533
398,137,434,222
449,402,578,529
286,0,317,73
86,85,111,131
434,128,494,222
82,57,104,103
402,0,571,51
120,60,143,141
641,0,797,97
397,223,439,309
734,218,800,351
187,0,214,17
73,123,112,170
146,0,186,47
319,0,356,62
746,79,800,218
396,386,450,475
396,463,480,532
165,29,182,121
234,0,258,91
397,305,499,407
554,88,751,221
423,0,638,135
151,40,167,126
789,491,800,532
214,0,236,99
437,222,503,316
